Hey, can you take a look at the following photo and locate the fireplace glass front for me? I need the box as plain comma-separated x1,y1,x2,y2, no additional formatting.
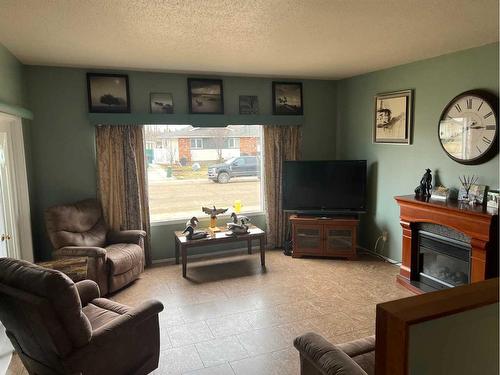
418,231,470,289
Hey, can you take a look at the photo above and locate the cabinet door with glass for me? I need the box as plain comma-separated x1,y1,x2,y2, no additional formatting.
293,224,323,255
324,225,357,258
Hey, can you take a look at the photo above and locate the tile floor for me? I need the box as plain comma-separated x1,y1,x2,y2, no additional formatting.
7,250,413,374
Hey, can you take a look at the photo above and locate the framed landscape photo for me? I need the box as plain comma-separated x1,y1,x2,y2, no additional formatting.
150,93,173,114
373,89,412,144
272,82,303,115
188,78,224,114
239,95,259,115
87,73,130,113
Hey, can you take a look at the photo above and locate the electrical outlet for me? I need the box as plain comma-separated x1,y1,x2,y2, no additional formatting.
382,230,388,242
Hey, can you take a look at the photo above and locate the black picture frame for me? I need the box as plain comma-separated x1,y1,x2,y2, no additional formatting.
272,82,303,115
239,95,259,115
150,92,174,114
188,78,224,114
373,89,413,144
87,73,130,113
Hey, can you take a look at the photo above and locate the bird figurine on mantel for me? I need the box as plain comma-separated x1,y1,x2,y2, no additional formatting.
182,217,208,240
202,205,228,231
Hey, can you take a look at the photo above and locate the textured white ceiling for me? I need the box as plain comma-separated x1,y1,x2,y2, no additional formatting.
0,0,498,79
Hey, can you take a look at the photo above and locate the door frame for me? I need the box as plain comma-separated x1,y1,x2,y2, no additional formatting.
0,112,33,261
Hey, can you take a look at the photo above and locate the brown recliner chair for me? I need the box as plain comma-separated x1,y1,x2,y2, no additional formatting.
294,332,375,375
0,258,163,375
45,199,146,295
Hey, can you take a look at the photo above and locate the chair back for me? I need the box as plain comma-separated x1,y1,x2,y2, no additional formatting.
0,258,92,370
45,199,107,249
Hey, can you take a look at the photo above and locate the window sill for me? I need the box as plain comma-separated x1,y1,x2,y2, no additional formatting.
150,211,266,227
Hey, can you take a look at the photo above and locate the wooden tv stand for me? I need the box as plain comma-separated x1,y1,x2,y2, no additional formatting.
290,215,359,259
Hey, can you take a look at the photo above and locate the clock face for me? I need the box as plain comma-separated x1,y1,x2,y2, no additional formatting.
438,91,498,164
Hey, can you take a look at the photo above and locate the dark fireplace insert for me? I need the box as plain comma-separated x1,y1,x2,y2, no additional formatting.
417,230,471,290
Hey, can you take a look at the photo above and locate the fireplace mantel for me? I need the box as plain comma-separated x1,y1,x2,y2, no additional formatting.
395,195,498,293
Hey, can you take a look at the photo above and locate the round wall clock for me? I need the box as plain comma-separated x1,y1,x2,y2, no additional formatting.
438,90,498,165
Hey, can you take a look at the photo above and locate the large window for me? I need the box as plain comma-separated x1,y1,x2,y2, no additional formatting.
145,125,263,222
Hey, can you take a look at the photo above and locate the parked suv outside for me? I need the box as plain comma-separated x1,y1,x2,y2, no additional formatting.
208,156,260,183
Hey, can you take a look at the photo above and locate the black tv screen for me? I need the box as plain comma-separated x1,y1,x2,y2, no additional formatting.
282,160,367,213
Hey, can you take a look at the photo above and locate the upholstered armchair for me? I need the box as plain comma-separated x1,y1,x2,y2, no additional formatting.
45,199,146,295
294,332,375,375
0,258,163,375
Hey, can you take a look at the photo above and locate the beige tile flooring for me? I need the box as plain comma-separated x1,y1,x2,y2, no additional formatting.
7,250,413,374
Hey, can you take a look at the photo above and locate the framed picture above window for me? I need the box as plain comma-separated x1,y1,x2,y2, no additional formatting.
87,73,130,113
150,93,173,114
272,82,303,115
373,90,413,144
239,95,259,115
188,78,224,114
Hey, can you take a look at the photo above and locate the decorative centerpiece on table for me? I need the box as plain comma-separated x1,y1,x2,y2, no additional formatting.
202,205,228,233
182,217,208,240
226,213,251,236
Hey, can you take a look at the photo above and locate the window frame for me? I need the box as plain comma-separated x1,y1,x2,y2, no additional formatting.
146,125,265,224
190,138,203,149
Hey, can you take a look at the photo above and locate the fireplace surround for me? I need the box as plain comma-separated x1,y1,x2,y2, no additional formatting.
395,195,498,293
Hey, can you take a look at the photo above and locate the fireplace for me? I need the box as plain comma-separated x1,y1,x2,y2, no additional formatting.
395,195,498,294
417,230,470,289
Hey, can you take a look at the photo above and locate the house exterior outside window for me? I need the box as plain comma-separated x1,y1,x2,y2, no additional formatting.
144,125,263,222
191,138,203,149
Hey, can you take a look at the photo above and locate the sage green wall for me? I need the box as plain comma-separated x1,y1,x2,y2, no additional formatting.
337,43,499,261
409,303,499,375
24,66,336,261
0,44,24,107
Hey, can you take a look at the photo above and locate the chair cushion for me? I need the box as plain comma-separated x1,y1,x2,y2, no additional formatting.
45,199,107,249
338,336,375,375
83,303,120,331
106,243,144,276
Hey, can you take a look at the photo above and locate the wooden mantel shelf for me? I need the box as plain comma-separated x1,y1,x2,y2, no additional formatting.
394,195,498,292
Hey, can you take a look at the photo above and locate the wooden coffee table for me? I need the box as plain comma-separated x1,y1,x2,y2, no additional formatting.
174,225,266,277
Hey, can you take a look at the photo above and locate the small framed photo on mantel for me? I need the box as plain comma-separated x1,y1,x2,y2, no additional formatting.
373,89,413,144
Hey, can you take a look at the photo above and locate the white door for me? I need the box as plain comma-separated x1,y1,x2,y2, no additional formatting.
0,113,32,261
0,112,32,373
0,132,19,258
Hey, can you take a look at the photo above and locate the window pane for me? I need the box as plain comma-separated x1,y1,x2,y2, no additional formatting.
145,125,263,222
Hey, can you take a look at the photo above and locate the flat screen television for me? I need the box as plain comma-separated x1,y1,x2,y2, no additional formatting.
282,160,367,214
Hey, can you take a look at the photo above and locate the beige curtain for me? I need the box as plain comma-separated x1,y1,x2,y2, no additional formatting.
96,125,152,266
263,126,301,248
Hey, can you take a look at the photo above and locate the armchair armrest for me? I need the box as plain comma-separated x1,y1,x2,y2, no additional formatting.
107,230,146,245
54,246,106,258
91,300,164,346
294,332,367,375
75,280,100,306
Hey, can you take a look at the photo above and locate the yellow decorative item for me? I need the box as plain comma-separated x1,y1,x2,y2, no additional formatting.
233,200,242,214
210,216,217,228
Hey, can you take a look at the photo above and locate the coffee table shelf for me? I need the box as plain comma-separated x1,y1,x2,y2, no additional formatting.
174,225,266,277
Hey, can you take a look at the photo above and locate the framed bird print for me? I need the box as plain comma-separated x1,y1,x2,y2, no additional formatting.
150,93,174,114
373,90,413,144
272,82,303,115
